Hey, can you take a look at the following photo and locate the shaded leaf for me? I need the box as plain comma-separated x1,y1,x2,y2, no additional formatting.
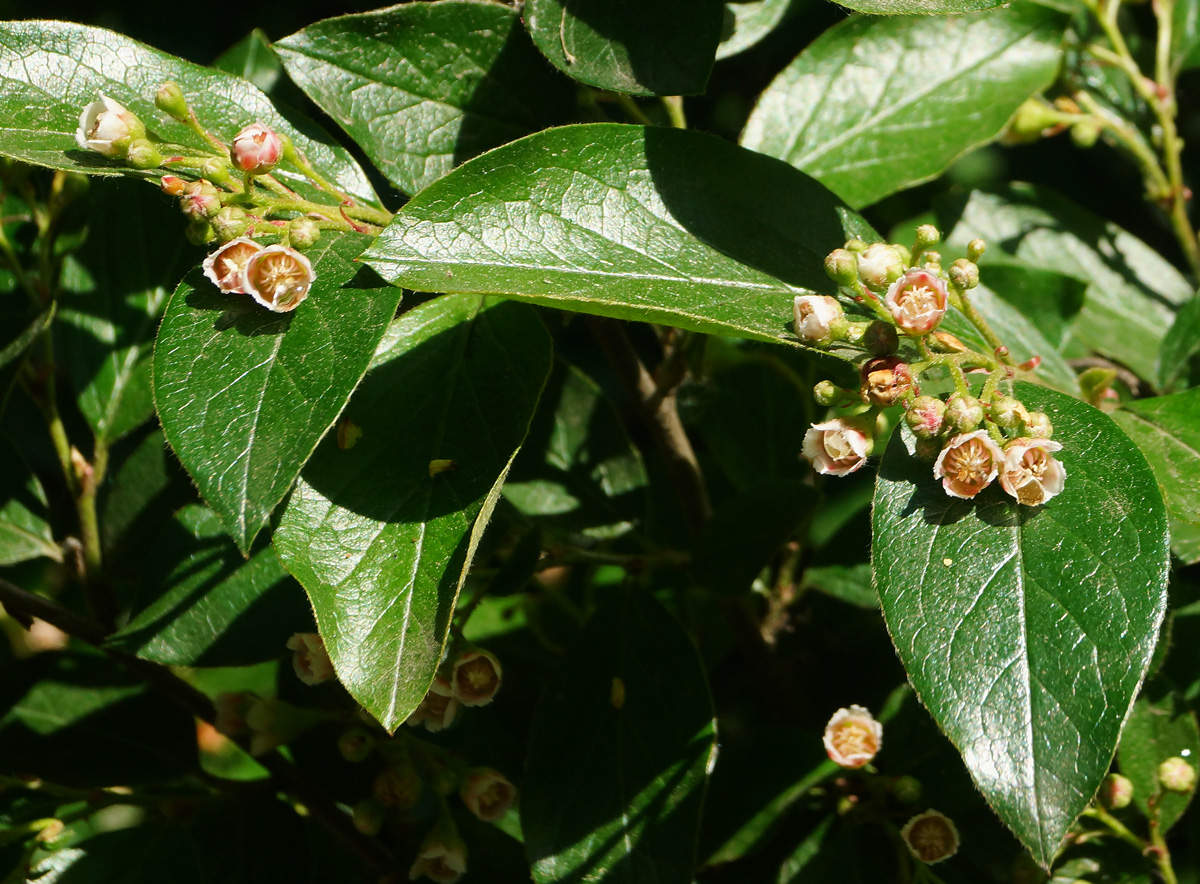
1111,389,1200,565
1118,682,1200,833
833,0,1007,13
1174,0,1200,74
212,29,284,95
525,0,725,96
741,7,1064,208
362,124,877,355
276,1,576,197
29,823,203,884
153,232,403,552
717,0,807,61
100,428,195,560
873,382,1169,865
800,562,876,608
524,586,717,883
1157,291,1200,392
274,296,552,731
0,438,59,565
976,258,1086,349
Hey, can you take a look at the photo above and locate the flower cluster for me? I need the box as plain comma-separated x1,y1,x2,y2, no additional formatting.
797,228,1066,507
407,646,503,733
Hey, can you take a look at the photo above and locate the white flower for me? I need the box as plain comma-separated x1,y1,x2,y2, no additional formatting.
934,431,1003,499
203,238,263,294
823,705,882,768
802,419,871,477
999,437,1065,506
793,295,843,342
75,93,144,157
241,244,315,312
286,632,335,685
459,768,517,822
406,677,458,732
885,269,948,334
856,243,905,289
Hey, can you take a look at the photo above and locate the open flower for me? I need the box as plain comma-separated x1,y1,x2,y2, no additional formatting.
203,238,263,294
75,94,145,157
241,244,314,312
452,649,503,707
409,827,468,884
459,768,517,822
999,438,1065,506
824,705,882,768
230,122,283,175
286,632,335,685
802,419,871,477
407,677,458,732
793,295,843,342
934,431,1003,499
885,269,948,334
901,810,959,864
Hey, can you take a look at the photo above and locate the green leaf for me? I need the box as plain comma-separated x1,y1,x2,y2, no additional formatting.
276,2,576,197
29,824,203,884
0,20,379,206
800,562,877,608
0,438,59,566
58,180,191,446
1173,0,1200,73
105,504,314,666
153,232,403,553
975,258,1086,350
942,186,1193,384
212,29,284,95
1157,292,1200,392
0,651,197,786
1111,389,1200,565
100,428,195,560
832,0,1008,13
717,0,806,61
363,124,877,354
1117,682,1200,833
872,381,1169,865
274,296,552,731
503,361,647,540
740,7,1065,209
525,0,725,96
524,586,717,883
694,483,812,594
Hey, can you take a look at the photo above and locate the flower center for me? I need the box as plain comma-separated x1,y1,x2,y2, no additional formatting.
831,721,877,758
253,253,308,306
823,431,854,461
896,285,936,319
944,439,994,487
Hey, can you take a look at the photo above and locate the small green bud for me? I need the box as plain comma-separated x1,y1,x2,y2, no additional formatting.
1025,411,1053,439
278,131,298,165
125,138,162,169
185,220,216,246
212,206,250,242
863,320,899,357
891,775,923,804
914,224,941,250
905,396,947,439
1098,773,1133,809
1071,119,1102,149
990,396,1028,430
1159,756,1197,793
289,217,321,249
967,239,986,262
948,259,979,290
824,249,858,286
154,82,190,122
813,380,839,407
1003,98,1062,144
200,158,235,189
945,394,984,433
844,238,868,253
337,728,373,763
920,250,942,272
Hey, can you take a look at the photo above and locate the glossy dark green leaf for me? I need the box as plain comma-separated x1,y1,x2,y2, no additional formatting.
153,232,403,553
503,361,647,540
212,29,284,95
525,0,725,95
873,382,1169,865
1158,292,1200,392
363,124,877,355
58,180,190,445
943,186,1193,383
0,21,379,206
717,0,806,60
694,482,812,594
29,823,203,884
100,428,195,560
274,296,552,731
1118,682,1200,833
1111,389,1200,565
741,7,1064,209
0,304,52,418
976,258,1086,350
800,562,876,608
1174,0,1200,73
105,504,314,666
276,2,576,197
833,0,1007,13
0,438,58,565
0,651,197,785
524,586,717,883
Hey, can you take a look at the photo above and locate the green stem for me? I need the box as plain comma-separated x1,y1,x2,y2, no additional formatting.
1081,806,1146,852
615,94,653,126
662,96,687,129
956,287,1015,366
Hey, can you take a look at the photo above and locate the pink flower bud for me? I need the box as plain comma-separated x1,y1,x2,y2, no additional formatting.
1099,772,1133,809
885,269,948,334
230,123,283,175
160,175,186,196
934,431,1003,499
286,632,335,685
452,648,503,707
1160,756,1197,793
241,244,315,312
793,295,844,343
999,438,1065,506
861,356,913,407
459,768,517,822
203,238,263,295
901,809,959,864
856,243,905,289
406,677,458,732
802,418,871,477
179,179,223,222
75,93,145,157
823,705,882,768
905,396,946,439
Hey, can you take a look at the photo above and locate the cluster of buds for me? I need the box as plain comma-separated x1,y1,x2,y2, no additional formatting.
798,228,1067,507
213,691,328,756
72,86,391,315
406,646,503,733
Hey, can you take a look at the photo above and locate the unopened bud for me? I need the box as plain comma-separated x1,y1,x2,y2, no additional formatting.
289,217,321,249
863,320,899,356
856,243,906,290
929,331,967,354
230,123,283,175
921,251,942,271
337,728,373,763
891,775,923,804
914,225,941,250
185,220,216,246
914,436,942,461
905,396,946,439
352,799,385,836
945,394,984,433
180,180,223,222
990,396,1029,430
160,175,186,196
1025,411,1053,439
1159,756,1196,793
125,138,162,170
200,158,235,189
861,356,914,407
1071,119,1102,148
824,249,858,286
154,82,190,122
35,819,65,844
844,238,868,253
901,810,959,864
1003,98,1062,144
1098,773,1133,809
823,705,882,768
212,206,249,242
948,259,979,290
373,764,423,809
967,239,986,262
813,380,839,407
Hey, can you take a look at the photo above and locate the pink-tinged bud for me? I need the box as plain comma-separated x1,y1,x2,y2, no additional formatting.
1099,773,1133,809
408,824,468,884
934,431,1003,499
212,206,249,242
1025,411,1053,439
823,705,882,768
905,396,946,439
793,295,844,343
901,810,959,864
286,632,335,685
213,691,255,736
374,765,423,810
989,396,1029,430
180,179,223,222
999,438,1065,506
241,245,315,313
75,93,145,157
452,649,503,707
944,394,984,433
337,728,373,763
406,677,459,732
1159,757,1197,793
289,217,321,249
203,238,263,295
230,123,283,175
459,768,517,822
856,243,905,290
929,330,967,354
160,175,186,196
885,269,948,334
861,356,913,407
802,419,872,477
